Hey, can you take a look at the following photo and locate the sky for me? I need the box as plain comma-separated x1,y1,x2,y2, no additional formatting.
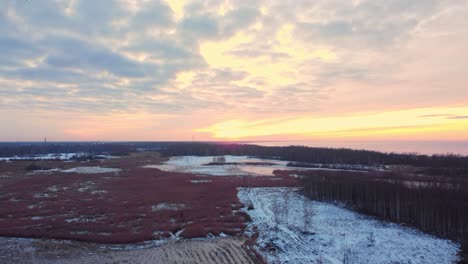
1,0,468,142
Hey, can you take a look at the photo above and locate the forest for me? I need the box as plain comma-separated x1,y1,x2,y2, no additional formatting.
293,169,468,260
158,142,468,176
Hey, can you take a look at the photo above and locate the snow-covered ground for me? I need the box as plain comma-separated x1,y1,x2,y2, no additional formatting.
0,153,117,161
61,167,121,174
143,155,289,176
238,187,460,264
0,153,77,161
32,167,121,174
144,155,370,176
287,162,387,172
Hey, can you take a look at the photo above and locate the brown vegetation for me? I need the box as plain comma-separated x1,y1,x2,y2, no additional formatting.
0,155,297,244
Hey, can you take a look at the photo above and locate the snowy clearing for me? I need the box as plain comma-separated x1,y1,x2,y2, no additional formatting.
238,187,460,264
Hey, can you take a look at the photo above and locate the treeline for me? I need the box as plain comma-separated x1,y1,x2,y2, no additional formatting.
296,170,468,259
157,142,468,176
2,142,468,176
0,142,134,157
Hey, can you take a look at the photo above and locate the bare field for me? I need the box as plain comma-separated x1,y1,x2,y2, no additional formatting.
0,152,297,244
0,236,263,264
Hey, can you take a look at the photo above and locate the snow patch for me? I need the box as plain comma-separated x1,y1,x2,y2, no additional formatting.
0,153,76,161
91,190,108,195
0,153,119,161
33,193,55,198
30,168,60,174
65,216,101,223
47,185,60,192
238,187,460,264
151,203,187,212
29,167,121,174
61,167,121,174
190,179,212,183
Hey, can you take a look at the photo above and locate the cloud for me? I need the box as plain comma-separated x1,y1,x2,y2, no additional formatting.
3,67,90,83
418,114,468,119
44,36,147,78
179,15,220,39
1,0,468,141
178,6,260,40
293,0,442,48
0,0,211,114
418,114,453,118
447,116,468,119
221,7,260,36
129,1,174,28
0,36,42,65
176,68,265,112
126,39,198,60
226,48,290,60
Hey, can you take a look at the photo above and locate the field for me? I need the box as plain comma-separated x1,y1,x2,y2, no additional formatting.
1,150,465,263
0,152,297,243
0,152,298,263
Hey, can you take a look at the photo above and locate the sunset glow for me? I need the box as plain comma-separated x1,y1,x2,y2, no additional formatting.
197,106,468,140
1,0,467,144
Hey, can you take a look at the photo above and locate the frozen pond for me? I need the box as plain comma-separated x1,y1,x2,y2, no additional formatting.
143,155,292,176
239,187,460,264
144,155,380,176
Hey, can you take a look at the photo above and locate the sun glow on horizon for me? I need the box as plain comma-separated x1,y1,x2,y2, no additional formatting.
196,106,468,141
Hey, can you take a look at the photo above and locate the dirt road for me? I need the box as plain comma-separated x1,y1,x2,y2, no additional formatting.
0,236,263,264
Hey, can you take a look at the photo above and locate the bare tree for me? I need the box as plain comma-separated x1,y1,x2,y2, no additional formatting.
343,248,356,264
283,190,290,226
303,196,313,233
272,196,281,230
367,232,375,247
213,156,226,163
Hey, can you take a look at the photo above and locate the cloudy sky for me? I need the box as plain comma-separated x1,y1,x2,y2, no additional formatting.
1,0,468,141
